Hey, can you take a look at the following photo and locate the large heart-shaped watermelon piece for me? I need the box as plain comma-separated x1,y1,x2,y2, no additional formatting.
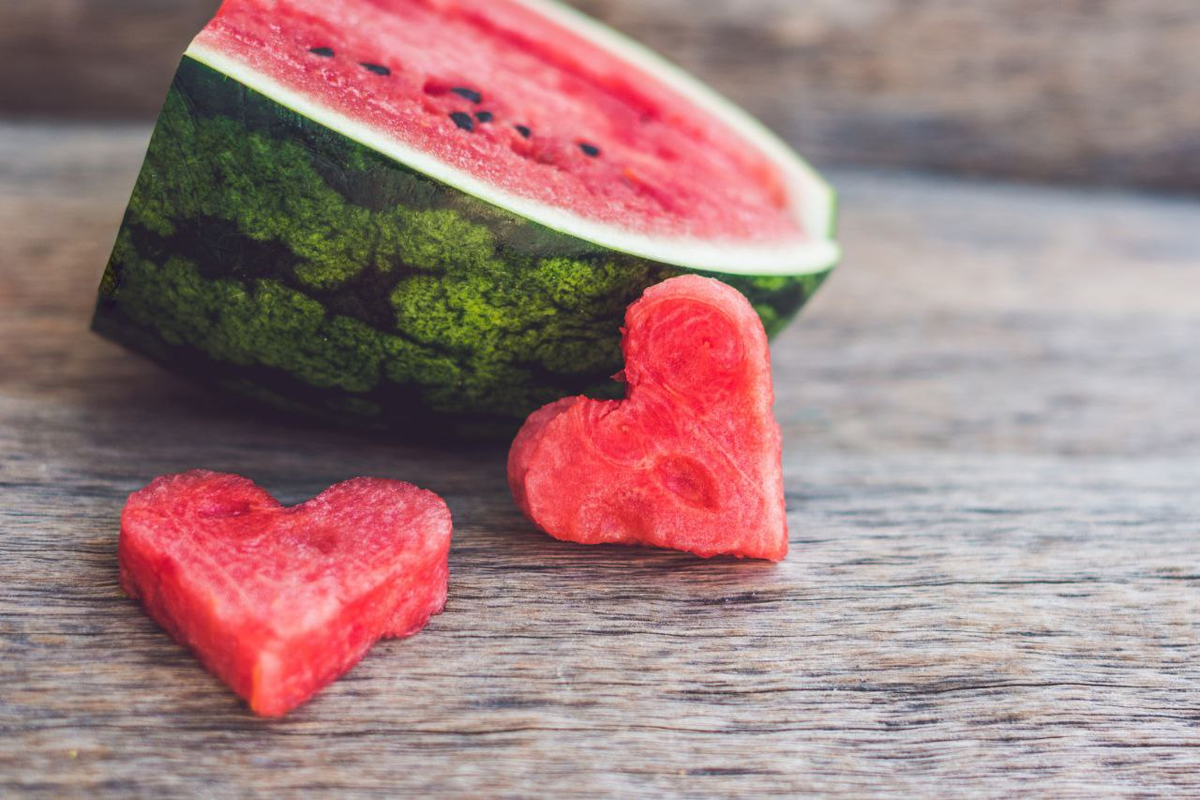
508,275,787,561
119,471,452,716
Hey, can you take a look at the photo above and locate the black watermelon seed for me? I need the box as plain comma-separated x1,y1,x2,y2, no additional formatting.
515,125,532,139
452,87,483,104
450,112,475,131
360,62,391,76
580,143,601,157
309,47,335,58
475,111,494,123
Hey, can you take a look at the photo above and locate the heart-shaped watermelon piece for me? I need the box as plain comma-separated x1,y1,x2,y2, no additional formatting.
508,275,787,561
119,470,452,716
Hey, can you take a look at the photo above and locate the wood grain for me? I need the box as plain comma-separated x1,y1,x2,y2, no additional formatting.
3,0,1200,191
1,124,1199,795
0,0,215,119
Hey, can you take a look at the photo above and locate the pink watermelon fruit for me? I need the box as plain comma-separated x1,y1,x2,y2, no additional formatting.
92,0,839,439
119,470,452,716
508,275,787,561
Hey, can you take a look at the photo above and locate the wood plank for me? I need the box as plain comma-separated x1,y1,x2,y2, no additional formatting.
0,0,214,119
1,124,1199,795
3,0,1200,191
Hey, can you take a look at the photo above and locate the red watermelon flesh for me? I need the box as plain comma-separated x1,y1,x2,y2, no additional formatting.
119,470,452,716
508,275,788,561
193,0,801,243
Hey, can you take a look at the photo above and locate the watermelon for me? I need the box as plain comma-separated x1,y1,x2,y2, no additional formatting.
119,470,452,716
508,275,787,561
94,0,840,438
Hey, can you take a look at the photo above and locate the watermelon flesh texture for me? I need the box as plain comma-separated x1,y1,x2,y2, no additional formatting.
93,0,839,439
119,471,452,716
202,0,801,243
508,275,788,561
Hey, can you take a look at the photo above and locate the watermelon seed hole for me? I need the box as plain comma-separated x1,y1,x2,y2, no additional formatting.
199,500,254,519
303,530,340,556
655,456,719,512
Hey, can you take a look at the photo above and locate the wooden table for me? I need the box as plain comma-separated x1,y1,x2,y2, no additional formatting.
2,124,1198,795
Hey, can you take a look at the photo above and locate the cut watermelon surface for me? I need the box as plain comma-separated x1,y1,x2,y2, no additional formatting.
119,471,452,716
508,275,788,561
94,0,839,437
199,0,802,243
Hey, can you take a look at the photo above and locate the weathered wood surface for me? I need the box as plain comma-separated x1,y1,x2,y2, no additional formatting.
1,124,1199,796
4,0,1200,192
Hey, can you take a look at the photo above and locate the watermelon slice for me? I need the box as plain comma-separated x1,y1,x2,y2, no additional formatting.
94,0,839,438
119,470,452,716
508,275,787,561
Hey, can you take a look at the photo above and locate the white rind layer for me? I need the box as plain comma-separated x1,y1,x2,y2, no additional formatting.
185,0,840,277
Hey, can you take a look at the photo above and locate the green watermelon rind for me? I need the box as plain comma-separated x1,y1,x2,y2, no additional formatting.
94,52,838,439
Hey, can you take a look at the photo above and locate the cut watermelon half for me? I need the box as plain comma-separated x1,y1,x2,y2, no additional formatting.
94,0,840,437
119,471,452,716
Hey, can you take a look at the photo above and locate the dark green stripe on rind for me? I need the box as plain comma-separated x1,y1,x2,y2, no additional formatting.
94,57,835,439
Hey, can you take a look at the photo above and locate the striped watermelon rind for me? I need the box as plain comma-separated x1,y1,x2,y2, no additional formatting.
94,5,839,439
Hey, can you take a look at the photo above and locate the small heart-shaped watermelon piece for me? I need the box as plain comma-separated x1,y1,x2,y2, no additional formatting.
508,275,787,561
119,470,452,716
